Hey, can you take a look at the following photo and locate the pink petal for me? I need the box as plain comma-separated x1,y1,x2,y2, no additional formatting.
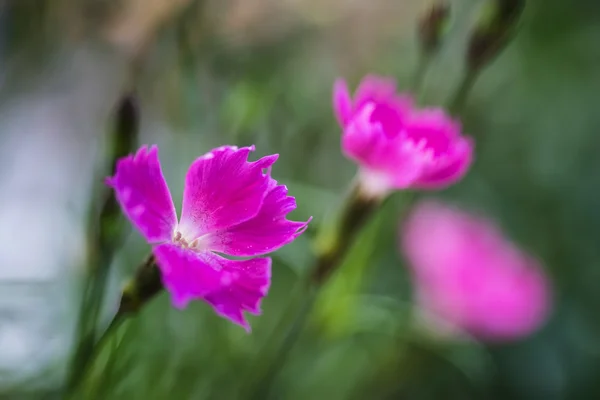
333,79,353,127
178,146,278,241
342,105,425,191
106,145,177,243
341,104,386,164
404,109,462,155
414,137,474,189
466,258,551,340
153,243,272,331
209,178,311,257
353,75,401,111
401,201,552,342
352,75,413,139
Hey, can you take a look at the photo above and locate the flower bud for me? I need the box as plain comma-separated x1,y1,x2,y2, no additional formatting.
99,93,140,252
417,1,451,56
467,0,525,72
111,93,139,171
496,0,526,24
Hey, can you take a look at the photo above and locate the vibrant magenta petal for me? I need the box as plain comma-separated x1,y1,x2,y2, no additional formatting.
202,255,272,332
106,145,176,243
153,243,271,331
404,109,461,155
208,178,311,257
333,79,352,127
341,103,386,164
353,75,403,111
414,137,474,189
153,243,199,309
404,110,474,189
342,105,427,194
401,201,552,342
178,146,278,241
354,75,413,139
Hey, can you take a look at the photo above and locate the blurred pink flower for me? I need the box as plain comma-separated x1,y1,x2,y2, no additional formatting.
401,201,551,342
107,145,310,331
333,75,473,197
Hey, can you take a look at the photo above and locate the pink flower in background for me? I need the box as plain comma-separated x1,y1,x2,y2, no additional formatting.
401,201,551,342
334,75,473,197
107,145,310,331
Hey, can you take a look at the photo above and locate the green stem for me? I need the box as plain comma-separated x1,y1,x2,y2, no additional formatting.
65,254,159,397
311,181,382,285
411,51,432,98
246,286,318,400
65,250,113,393
65,191,124,393
447,68,479,116
243,183,382,399
66,314,126,399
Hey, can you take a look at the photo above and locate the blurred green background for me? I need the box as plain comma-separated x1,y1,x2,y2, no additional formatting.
1,0,600,399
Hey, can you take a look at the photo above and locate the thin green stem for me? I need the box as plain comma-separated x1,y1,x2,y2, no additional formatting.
411,51,432,98
241,183,377,397
95,314,126,360
447,68,480,116
311,182,382,285
247,287,318,400
65,313,126,398
65,225,116,393
66,254,160,397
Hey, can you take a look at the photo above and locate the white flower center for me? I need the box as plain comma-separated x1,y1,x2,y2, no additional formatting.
357,170,393,199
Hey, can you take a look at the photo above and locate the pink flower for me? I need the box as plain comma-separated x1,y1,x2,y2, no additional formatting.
333,75,474,197
401,201,551,342
107,145,310,331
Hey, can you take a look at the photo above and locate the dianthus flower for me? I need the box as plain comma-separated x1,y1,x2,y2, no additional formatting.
401,201,551,341
107,145,310,330
334,75,473,197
